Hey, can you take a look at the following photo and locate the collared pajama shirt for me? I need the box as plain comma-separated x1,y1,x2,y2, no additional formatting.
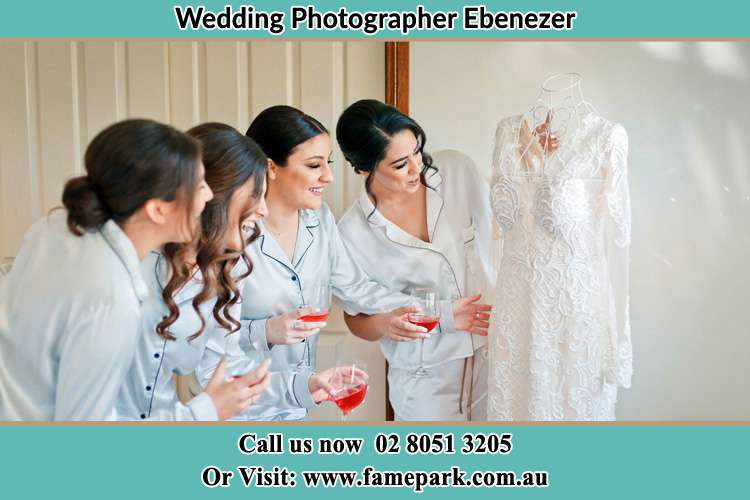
0,211,148,421
336,150,496,420
115,252,224,421
196,203,416,421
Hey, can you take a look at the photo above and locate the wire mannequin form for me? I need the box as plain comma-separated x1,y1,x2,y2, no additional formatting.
505,72,604,180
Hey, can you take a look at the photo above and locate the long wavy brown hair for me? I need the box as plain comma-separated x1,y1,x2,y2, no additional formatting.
156,123,267,341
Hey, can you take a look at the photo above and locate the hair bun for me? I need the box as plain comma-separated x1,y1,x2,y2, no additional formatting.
61,175,111,235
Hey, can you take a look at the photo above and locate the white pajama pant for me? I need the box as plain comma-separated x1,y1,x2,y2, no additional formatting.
389,346,488,421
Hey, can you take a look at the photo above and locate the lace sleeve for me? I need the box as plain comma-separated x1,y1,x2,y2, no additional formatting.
603,124,633,389
490,117,521,234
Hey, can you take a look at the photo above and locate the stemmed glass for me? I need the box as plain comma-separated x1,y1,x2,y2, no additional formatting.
329,357,369,421
295,283,331,371
407,287,440,378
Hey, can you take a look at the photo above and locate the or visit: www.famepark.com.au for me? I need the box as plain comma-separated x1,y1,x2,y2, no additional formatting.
232,465,550,492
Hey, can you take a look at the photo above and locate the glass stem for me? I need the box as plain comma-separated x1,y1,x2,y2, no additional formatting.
418,338,425,371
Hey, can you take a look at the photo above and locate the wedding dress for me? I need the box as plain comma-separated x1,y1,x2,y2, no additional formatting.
487,105,632,421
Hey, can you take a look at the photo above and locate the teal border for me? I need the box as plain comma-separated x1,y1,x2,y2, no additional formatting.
0,1,748,39
2,425,748,498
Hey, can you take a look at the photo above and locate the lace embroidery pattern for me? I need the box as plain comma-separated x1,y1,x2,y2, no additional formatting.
488,112,632,421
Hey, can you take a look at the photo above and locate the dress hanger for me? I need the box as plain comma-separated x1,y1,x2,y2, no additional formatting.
510,73,599,178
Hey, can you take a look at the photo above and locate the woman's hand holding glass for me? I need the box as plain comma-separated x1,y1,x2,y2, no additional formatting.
374,305,430,342
264,308,327,345
203,358,272,420
452,294,492,336
307,364,369,405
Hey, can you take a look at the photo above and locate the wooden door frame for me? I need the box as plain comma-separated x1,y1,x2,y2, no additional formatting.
383,41,410,422
386,42,410,115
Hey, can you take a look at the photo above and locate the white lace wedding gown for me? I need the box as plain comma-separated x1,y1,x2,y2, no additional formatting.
488,110,632,421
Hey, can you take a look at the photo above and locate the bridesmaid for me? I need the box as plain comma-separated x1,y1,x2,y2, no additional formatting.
0,119,210,420
196,105,419,421
116,123,271,421
335,100,494,421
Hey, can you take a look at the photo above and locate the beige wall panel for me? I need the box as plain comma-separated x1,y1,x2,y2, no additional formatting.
249,41,300,118
0,43,40,257
205,42,248,130
168,42,201,131
113,42,128,120
36,42,81,213
81,42,121,142
343,42,385,103
126,42,169,121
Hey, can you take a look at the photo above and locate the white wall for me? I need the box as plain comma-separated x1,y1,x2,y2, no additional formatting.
0,41,387,421
411,42,750,420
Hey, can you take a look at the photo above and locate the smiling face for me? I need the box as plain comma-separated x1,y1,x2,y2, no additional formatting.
187,161,214,239
223,176,268,252
268,133,333,210
216,174,269,252
366,129,423,196
241,176,269,231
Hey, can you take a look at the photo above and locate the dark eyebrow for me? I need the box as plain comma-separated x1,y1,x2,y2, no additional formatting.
389,144,420,166
304,155,326,161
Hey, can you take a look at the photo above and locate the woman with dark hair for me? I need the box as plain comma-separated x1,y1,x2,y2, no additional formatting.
336,99,494,421
195,105,412,421
0,119,212,421
116,123,272,421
